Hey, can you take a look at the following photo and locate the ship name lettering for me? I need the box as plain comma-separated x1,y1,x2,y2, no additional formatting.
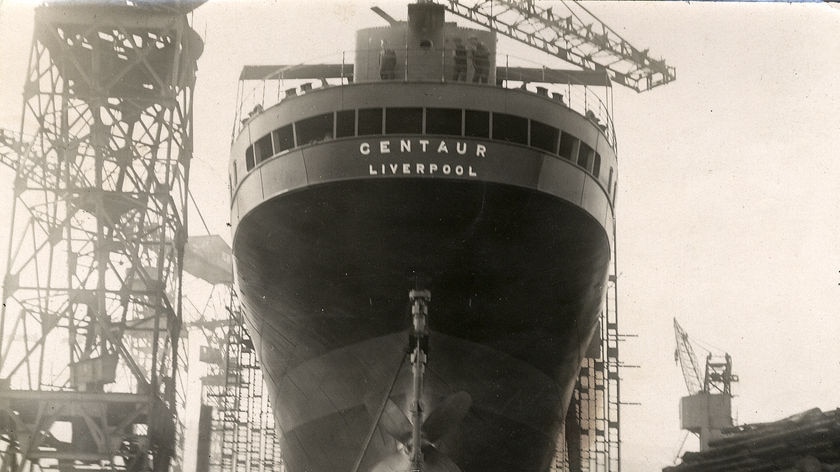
368,163,477,177
359,139,486,157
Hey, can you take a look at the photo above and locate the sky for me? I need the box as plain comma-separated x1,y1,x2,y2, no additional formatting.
1,1,839,472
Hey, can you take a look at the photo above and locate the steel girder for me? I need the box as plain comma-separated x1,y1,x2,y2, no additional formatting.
0,4,201,471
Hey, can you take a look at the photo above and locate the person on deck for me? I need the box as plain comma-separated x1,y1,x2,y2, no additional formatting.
379,39,397,80
452,37,468,81
470,37,489,84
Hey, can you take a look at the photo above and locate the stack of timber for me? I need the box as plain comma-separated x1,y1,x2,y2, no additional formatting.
665,408,840,472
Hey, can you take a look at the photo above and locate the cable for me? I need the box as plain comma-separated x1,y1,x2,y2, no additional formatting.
693,337,727,356
187,187,212,236
350,351,408,472
672,430,690,464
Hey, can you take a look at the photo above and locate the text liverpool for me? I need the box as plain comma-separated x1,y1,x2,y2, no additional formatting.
359,138,484,177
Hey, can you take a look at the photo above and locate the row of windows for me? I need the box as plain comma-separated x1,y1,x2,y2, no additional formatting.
243,108,615,194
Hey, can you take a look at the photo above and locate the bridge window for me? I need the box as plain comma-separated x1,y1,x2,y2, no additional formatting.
272,125,294,154
578,142,594,171
464,110,489,138
426,108,462,136
358,108,383,136
592,153,601,178
336,110,355,138
386,107,423,134
254,134,273,163
530,120,559,153
492,113,527,145
558,132,577,160
296,113,333,146
245,146,255,171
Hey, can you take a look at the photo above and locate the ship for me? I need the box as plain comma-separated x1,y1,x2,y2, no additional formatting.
229,3,617,471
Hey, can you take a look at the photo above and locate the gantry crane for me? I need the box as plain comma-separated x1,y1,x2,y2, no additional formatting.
0,3,202,471
673,319,738,451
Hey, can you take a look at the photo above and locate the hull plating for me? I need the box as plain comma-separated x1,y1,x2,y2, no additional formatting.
233,179,610,472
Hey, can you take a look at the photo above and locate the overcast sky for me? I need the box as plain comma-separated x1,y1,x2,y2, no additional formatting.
1,1,839,471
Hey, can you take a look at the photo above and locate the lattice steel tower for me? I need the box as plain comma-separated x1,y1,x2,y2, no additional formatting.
0,3,202,471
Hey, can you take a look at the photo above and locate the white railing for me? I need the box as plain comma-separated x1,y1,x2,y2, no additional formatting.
234,49,617,149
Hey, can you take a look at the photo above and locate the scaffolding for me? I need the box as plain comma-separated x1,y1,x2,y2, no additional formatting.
0,3,201,470
220,303,279,472
192,288,280,472
556,232,622,472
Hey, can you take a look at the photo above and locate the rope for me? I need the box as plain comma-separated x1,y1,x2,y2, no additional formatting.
672,430,690,464
187,187,212,236
350,351,408,472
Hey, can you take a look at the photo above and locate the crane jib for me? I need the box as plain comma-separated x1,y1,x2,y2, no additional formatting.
439,0,676,92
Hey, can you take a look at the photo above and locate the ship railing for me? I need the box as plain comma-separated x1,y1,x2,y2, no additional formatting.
492,52,616,149
234,49,616,149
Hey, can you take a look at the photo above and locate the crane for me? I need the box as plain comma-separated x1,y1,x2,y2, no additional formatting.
244,1,675,94
436,0,676,92
673,318,738,395
673,318,738,451
673,318,704,395
0,3,202,471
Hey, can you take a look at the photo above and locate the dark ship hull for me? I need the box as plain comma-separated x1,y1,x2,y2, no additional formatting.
229,5,617,469
235,178,610,471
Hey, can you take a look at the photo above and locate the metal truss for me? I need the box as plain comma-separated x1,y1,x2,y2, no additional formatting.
674,319,704,396
437,0,676,92
0,3,201,471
